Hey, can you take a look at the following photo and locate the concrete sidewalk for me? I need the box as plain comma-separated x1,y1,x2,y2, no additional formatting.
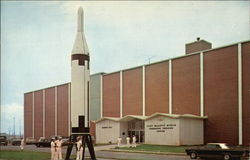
99,143,186,156
103,148,186,156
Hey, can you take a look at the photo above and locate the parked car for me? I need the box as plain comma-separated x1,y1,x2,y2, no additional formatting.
61,136,70,146
0,136,8,146
11,138,21,146
34,136,69,147
34,137,51,147
25,137,36,145
186,143,249,160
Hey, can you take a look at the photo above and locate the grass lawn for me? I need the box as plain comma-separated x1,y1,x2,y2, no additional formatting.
0,150,76,160
0,150,51,160
117,144,191,153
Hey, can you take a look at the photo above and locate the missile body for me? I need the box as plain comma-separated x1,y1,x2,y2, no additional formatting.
71,7,90,131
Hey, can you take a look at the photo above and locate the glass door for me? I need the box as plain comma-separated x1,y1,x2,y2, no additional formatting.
139,131,144,143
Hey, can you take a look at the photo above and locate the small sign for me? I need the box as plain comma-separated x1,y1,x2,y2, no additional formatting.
102,126,112,129
146,123,177,133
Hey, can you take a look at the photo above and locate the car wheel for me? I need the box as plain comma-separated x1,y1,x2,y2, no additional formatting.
190,152,197,159
223,154,231,160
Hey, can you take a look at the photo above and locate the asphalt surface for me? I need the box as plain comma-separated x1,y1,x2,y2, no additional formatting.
0,144,190,160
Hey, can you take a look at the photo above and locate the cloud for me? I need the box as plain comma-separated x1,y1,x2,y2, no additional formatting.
1,103,23,135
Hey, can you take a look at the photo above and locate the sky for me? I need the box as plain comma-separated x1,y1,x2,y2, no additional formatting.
1,1,249,135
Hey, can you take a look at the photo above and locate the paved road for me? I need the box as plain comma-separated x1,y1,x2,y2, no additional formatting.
0,144,190,160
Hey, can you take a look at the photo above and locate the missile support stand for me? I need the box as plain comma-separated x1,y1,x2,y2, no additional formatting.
65,116,96,160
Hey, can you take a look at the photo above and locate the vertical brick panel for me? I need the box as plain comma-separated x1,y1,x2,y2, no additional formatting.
242,42,250,146
34,90,43,140
24,93,33,139
145,61,169,116
123,68,142,116
103,73,120,117
172,55,200,115
45,87,55,138
204,45,238,145
57,84,69,136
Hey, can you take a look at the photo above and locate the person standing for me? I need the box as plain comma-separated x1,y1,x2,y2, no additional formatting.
51,138,56,160
57,137,63,160
126,136,130,147
117,137,122,147
20,138,24,151
54,137,59,160
132,135,136,148
76,136,83,160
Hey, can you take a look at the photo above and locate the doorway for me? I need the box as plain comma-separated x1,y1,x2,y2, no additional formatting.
127,120,144,143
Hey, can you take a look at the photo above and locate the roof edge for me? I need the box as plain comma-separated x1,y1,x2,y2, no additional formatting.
95,113,208,123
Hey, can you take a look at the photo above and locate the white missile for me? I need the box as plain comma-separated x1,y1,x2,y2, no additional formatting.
71,7,90,132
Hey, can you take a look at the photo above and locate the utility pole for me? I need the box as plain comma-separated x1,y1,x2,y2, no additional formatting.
19,119,21,138
13,117,15,138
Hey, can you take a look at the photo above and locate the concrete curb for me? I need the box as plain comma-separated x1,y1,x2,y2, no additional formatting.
101,149,187,156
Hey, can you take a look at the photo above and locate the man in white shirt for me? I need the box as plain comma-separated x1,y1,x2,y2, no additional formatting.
20,138,24,151
54,137,59,160
76,136,83,160
117,137,122,147
51,138,56,160
126,136,130,147
56,137,63,160
132,135,136,148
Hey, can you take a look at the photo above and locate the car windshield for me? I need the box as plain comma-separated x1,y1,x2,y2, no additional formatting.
220,144,229,149
13,139,20,141
206,144,217,148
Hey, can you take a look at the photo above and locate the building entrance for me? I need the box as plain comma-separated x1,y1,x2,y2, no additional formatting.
127,120,144,143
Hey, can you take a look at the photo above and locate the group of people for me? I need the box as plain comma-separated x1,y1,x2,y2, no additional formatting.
51,136,83,160
50,137,63,160
117,135,137,148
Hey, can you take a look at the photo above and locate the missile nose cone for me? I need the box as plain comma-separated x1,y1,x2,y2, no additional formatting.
72,7,89,55
77,7,84,32
78,7,83,14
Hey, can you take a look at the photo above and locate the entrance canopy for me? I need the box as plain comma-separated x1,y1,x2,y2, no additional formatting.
120,115,148,122
146,113,207,120
94,113,207,123
94,117,120,123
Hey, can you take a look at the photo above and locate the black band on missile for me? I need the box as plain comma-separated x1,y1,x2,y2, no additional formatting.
72,54,89,66
71,127,89,133
71,115,90,133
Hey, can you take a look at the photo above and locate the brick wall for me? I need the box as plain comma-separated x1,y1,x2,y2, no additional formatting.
123,68,143,116
172,55,200,115
204,45,238,145
242,42,250,146
103,72,120,117
145,61,169,115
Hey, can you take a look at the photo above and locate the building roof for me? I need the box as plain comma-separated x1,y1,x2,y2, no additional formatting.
103,40,250,76
94,117,120,123
146,112,208,120
185,39,212,45
119,115,148,122
95,113,207,123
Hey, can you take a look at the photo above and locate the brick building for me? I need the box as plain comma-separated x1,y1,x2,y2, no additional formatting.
24,39,250,146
